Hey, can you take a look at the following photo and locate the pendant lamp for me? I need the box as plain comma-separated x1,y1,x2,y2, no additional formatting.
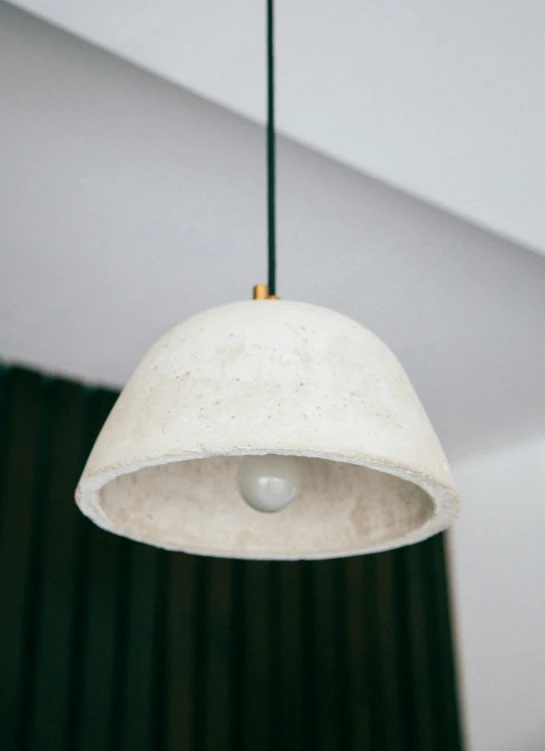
75,1,459,559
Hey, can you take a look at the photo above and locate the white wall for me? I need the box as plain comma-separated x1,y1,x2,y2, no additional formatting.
452,437,545,751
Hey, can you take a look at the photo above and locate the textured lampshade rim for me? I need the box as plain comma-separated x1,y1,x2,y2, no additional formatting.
76,445,459,560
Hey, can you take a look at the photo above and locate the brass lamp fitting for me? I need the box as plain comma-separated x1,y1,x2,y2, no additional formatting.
253,284,278,300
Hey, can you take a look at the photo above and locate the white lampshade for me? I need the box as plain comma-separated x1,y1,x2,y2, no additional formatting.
75,300,459,559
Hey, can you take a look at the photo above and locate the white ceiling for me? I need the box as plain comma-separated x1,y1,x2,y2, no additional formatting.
2,2,545,466
6,0,545,255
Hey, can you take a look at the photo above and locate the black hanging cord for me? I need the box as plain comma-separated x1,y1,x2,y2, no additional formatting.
267,0,276,296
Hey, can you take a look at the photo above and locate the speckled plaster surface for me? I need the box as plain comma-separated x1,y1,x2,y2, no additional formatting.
76,300,459,559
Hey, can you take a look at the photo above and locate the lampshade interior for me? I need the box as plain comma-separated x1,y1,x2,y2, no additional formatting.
97,455,434,558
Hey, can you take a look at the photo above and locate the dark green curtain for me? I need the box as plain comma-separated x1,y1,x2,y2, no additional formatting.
0,365,463,751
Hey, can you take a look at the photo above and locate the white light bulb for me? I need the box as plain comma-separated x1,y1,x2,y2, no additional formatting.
238,454,302,513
